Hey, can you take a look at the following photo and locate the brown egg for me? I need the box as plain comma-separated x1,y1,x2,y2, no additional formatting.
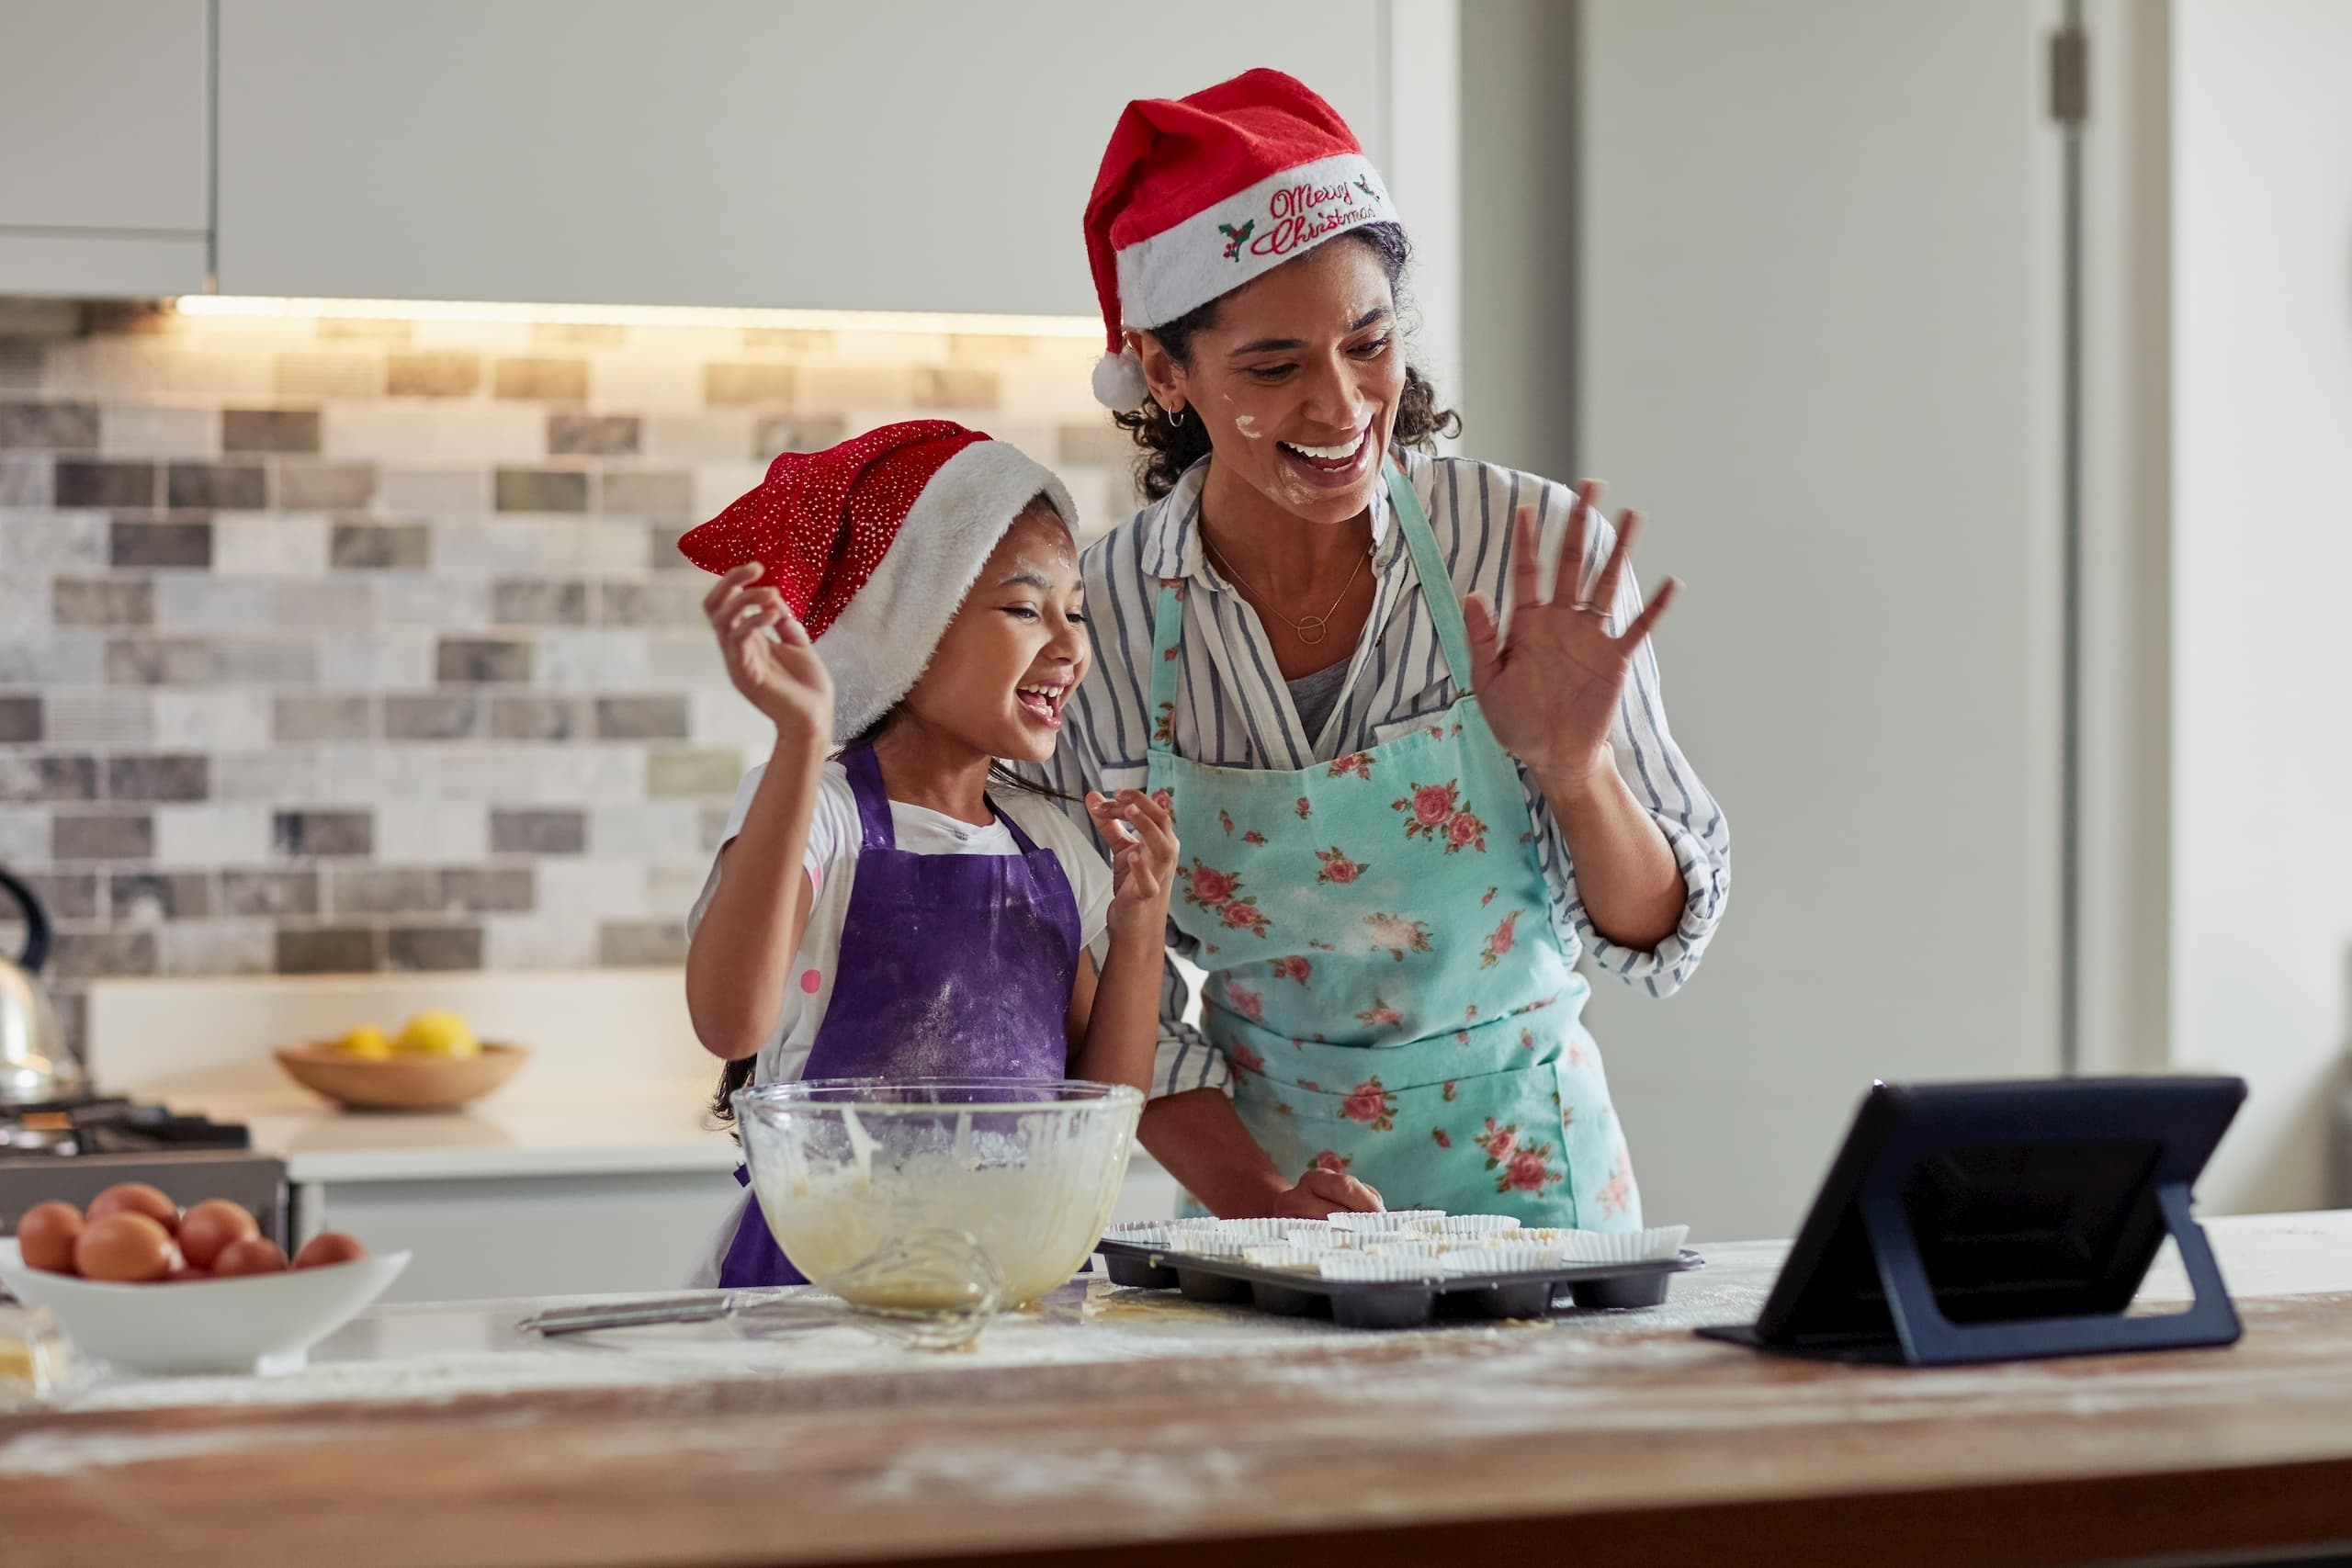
211,1236,289,1277
17,1201,85,1275
74,1213,175,1282
165,1264,210,1284
293,1232,368,1269
86,1182,180,1236
177,1199,260,1269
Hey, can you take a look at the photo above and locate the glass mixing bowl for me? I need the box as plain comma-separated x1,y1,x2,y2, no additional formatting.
733,1077,1144,1311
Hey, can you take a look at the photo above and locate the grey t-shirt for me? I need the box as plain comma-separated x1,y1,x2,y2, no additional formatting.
1285,657,1351,744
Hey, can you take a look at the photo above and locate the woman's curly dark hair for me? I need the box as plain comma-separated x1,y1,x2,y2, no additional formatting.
1114,223,1461,502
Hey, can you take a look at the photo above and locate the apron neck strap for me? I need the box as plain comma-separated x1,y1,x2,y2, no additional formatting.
841,745,898,851
1384,465,1480,695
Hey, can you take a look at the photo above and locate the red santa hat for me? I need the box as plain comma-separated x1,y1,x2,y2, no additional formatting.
677,420,1078,741
1083,68,1401,411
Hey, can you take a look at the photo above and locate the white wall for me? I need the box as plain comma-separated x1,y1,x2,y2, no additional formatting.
2169,0,2352,1212
1573,0,2067,1241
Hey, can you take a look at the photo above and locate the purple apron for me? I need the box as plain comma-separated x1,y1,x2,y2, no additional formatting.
717,745,1083,1287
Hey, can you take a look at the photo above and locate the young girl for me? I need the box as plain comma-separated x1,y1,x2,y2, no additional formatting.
678,421,1178,1289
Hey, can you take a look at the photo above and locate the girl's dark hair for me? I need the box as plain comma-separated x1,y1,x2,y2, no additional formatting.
707,704,1079,1126
1114,222,1462,502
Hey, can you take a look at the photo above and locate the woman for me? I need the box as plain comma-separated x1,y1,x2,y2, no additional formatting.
1030,69,1730,1229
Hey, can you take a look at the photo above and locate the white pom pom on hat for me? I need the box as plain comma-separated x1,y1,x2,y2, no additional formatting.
1081,68,1402,408
1091,344,1150,412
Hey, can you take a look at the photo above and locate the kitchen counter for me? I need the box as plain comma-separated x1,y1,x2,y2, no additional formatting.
190,1084,738,1184
7,1212,2352,1567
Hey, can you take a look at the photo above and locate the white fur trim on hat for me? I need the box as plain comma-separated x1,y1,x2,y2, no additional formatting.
817,441,1080,742
1114,152,1396,333
1092,344,1150,411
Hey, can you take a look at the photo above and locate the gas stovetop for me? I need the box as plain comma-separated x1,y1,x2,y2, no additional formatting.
0,1096,252,1159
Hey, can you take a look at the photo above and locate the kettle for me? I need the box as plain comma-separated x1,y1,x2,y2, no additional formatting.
0,867,86,1105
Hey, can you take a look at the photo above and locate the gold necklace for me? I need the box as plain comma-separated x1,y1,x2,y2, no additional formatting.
1201,534,1372,647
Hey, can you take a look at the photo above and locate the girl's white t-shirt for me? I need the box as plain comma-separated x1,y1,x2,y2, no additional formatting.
686,759,1114,1091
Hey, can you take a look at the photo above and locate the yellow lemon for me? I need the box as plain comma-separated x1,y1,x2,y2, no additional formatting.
396,1010,481,1059
337,1025,394,1059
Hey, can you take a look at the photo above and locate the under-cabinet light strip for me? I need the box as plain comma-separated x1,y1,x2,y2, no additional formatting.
174,294,1101,340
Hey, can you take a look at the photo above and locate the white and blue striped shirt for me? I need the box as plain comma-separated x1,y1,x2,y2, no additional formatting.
1022,450,1731,1098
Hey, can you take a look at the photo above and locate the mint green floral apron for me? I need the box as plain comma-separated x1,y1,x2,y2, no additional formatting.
1147,469,1642,1230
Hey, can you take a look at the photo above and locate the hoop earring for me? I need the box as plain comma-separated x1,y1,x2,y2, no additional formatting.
1164,403,1187,429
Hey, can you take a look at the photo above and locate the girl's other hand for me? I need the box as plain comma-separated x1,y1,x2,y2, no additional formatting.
1089,788,1178,946
704,563,834,744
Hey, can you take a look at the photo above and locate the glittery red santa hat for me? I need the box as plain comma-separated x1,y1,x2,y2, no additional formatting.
1083,68,1401,410
677,420,1078,741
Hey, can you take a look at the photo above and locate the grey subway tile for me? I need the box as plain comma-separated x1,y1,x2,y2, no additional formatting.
15,871,96,919
108,872,211,922
273,695,373,743
50,930,156,979
109,520,213,570
330,522,431,570
105,754,209,802
595,695,690,740
489,695,586,740
492,468,590,513
596,469,694,514
598,919,686,965
55,461,157,508
493,358,588,402
597,581,702,627
436,637,533,684
382,694,483,740
753,415,848,457
0,697,40,743
52,578,154,626
221,409,322,454
0,755,97,802
910,367,999,409
273,460,379,511
166,463,266,511
0,401,98,449
220,868,319,918
648,748,743,797
548,414,639,456
386,352,481,397
52,812,153,862
704,364,796,406
388,925,483,971
276,927,381,974
273,809,374,858
490,807,584,855
332,867,446,916
442,867,533,913
491,580,587,625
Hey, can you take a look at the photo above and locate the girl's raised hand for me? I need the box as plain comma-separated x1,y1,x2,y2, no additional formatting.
1088,788,1178,947
703,562,834,743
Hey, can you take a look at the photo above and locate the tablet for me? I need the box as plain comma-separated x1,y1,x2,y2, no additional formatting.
1699,1076,2246,1365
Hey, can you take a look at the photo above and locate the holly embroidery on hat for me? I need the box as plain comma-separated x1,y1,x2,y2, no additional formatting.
1217,220,1255,261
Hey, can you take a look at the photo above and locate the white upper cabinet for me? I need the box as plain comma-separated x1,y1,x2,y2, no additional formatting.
0,0,210,295
216,0,1391,314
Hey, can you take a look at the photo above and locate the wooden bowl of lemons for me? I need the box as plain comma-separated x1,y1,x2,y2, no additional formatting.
275,1012,530,1111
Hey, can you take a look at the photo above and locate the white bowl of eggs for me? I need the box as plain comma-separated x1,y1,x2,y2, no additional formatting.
0,1183,409,1376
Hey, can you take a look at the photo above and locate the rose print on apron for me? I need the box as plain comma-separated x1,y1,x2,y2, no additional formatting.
1146,468,1641,1229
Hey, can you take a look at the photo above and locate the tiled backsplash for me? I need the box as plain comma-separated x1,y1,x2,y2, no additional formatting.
0,299,1133,1061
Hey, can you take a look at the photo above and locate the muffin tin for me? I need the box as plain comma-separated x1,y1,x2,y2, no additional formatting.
1094,1231,1702,1329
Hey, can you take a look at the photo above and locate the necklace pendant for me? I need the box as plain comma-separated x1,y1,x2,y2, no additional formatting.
1295,616,1328,646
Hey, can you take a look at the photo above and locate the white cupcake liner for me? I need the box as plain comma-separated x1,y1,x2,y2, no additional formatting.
1442,1242,1567,1275
1204,1217,1302,1241
1556,1224,1690,1265
1360,1238,1448,1261
1329,1209,1445,1233
1242,1244,1321,1272
1317,1251,1443,1282
1433,1214,1522,1237
1283,1227,1349,1251
1168,1231,1254,1258
1103,1222,1175,1247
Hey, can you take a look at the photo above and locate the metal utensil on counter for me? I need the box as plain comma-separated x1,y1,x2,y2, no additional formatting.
0,867,86,1105
518,1228,1008,1352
